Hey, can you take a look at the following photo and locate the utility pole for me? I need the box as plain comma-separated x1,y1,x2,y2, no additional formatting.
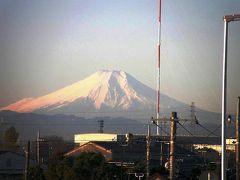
37,131,45,164
146,124,151,180
24,141,30,180
37,131,40,164
152,112,196,179
160,141,163,167
169,112,177,180
236,97,240,180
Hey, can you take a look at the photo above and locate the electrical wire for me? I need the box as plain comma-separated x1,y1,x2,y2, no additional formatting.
151,121,170,136
177,122,216,145
197,123,219,137
206,124,221,137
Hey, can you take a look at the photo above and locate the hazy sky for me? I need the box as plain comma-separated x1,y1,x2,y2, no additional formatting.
0,0,240,113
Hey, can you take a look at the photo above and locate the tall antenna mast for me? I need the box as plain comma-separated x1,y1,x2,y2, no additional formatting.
157,0,162,135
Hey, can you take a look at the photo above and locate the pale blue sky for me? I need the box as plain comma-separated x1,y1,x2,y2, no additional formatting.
0,0,240,113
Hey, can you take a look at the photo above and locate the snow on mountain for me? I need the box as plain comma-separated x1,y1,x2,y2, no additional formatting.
0,70,158,113
0,70,221,124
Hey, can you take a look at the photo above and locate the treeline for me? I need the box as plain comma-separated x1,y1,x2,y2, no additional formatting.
28,152,144,180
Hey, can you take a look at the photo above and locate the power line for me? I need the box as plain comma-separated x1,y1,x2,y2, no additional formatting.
177,122,195,137
206,124,221,137
197,123,219,137
152,120,170,136
177,122,216,145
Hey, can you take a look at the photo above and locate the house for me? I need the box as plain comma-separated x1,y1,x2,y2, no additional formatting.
65,142,112,160
66,140,157,166
0,151,37,180
193,138,235,153
74,133,127,145
65,141,147,162
69,133,224,178
66,139,201,170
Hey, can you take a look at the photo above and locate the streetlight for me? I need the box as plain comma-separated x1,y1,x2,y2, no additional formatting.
221,14,240,180
135,173,144,180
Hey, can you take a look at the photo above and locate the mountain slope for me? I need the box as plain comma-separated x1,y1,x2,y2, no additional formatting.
0,70,222,124
1,70,159,113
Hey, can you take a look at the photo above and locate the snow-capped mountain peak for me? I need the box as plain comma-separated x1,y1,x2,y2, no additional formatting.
0,70,156,113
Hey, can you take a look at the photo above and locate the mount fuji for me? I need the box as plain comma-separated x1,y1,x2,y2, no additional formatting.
1,70,193,117
0,70,222,130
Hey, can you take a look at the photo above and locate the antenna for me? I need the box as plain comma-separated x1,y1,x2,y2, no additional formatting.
156,0,162,135
190,102,195,119
98,120,104,133
190,102,196,134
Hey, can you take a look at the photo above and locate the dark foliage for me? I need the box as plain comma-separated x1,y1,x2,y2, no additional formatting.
45,152,122,180
28,165,45,180
4,126,19,144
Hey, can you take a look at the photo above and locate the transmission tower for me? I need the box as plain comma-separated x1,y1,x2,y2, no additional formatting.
190,102,196,135
98,120,104,133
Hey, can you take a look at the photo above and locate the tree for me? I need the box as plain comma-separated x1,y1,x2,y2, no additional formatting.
200,147,220,163
44,135,74,158
73,152,106,180
45,152,123,180
28,165,45,180
4,126,19,144
3,126,19,151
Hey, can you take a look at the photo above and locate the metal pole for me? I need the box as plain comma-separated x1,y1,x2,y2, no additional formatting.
160,141,163,167
221,18,228,180
156,0,161,135
146,124,151,180
236,97,240,180
121,147,123,180
221,14,240,180
170,112,177,180
208,171,211,180
37,131,40,164
24,141,30,180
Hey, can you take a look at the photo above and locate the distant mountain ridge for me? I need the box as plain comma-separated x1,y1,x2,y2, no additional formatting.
0,110,225,141
0,70,221,124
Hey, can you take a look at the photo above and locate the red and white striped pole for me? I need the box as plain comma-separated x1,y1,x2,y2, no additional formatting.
157,0,161,135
